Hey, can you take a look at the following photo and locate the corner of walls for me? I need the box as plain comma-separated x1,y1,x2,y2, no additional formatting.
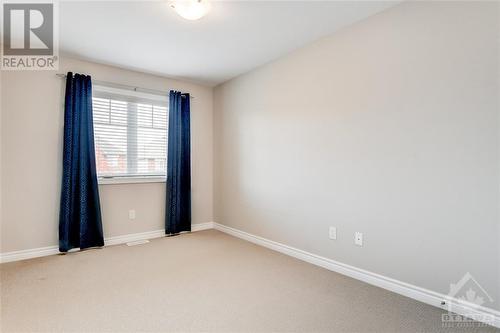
212,84,224,224
212,86,219,223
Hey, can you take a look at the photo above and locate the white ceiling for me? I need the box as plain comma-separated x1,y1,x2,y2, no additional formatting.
60,1,398,86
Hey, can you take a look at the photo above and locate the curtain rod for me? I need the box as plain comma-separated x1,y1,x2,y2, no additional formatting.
55,73,194,99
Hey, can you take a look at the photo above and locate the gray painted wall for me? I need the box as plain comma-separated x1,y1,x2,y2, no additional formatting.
214,1,500,310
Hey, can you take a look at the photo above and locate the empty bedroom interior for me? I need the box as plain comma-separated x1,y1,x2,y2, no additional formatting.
1,0,499,332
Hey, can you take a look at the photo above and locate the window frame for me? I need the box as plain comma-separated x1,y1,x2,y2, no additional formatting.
92,85,169,185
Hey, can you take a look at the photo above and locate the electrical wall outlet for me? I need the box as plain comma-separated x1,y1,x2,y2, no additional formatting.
129,209,136,220
329,226,337,240
354,232,363,246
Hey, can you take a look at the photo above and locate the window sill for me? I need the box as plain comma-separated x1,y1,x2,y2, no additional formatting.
98,177,166,185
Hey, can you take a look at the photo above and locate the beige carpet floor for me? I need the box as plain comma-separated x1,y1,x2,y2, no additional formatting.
0,229,497,333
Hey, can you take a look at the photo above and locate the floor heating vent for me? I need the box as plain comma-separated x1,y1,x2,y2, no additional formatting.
126,240,150,246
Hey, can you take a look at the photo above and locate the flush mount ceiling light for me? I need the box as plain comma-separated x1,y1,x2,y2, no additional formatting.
170,0,211,20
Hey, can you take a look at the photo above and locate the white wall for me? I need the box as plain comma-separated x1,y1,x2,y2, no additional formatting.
0,70,3,253
1,56,213,253
214,1,500,310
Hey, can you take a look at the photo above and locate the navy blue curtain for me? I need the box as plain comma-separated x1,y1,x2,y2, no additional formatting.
166,91,191,234
59,72,104,252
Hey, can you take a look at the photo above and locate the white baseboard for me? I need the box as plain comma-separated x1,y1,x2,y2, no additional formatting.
191,221,214,232
0,245,61,264
0,223,212,264
213,222,500,329
105,229,164,247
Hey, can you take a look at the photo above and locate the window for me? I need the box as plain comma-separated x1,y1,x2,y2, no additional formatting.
92,85,168,184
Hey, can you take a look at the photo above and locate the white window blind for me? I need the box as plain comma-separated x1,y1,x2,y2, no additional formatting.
92,85,168,180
